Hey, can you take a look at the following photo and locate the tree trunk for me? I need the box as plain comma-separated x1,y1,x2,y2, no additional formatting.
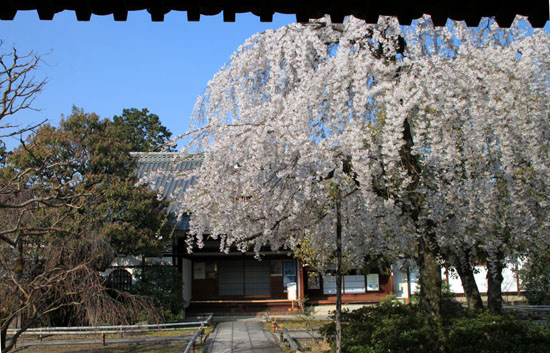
1,315,15,353
2,235,26,352
334,189,343,353
400,118,442,322
417,234,442,323
454,257,484,310
487,259,504,314
2,317,35,353
15,236,24,282
1,325,6,352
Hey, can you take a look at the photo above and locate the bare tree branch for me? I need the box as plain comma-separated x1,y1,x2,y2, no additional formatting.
0,42,47,124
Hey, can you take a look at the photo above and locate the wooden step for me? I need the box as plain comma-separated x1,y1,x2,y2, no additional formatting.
187,299,299,316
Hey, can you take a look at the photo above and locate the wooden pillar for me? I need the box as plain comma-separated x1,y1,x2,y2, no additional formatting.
390,269,395,294
406,268,412,305
242,258,246,296
515,263,521,296
298,260,305,302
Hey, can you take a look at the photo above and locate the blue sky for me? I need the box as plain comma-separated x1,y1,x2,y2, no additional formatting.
0,10,295,150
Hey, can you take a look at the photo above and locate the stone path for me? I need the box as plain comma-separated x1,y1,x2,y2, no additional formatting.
204,320,282,353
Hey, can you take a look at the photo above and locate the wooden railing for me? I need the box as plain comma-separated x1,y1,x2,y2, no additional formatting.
8,314,213,347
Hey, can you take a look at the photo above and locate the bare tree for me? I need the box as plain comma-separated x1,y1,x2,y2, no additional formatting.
0,44,164,352
0,129,164,352
0,40,46,140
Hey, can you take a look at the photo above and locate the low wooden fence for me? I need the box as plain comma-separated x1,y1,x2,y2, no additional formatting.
265,312,312,353
8,314,213,347
505,305,550,322
184,326,206,353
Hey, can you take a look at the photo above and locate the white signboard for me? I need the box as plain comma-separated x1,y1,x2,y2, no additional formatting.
323,276,337,295
344,275,366,294
367,274,380,291
194,262,205,280
287,282,297,300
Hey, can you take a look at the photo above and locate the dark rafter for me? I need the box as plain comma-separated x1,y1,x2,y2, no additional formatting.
0,1,547,27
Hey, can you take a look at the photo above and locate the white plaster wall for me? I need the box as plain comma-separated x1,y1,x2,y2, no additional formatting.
101,256,174,284
396,261,522,300
501,263,519,293
393,261,420,298
474,266,489,293
110,255,142,267
100,267,141,284
409,268,420,295
145,257,173,265
445,267,465,294
393,268,408,298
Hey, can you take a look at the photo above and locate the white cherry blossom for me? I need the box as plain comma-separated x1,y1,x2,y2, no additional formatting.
164,15,549,318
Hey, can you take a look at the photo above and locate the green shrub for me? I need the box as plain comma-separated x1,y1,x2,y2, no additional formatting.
130,264,184,322
320,302,550,353
519,253,550,305
447,311,550,353
379,294,396,304
320,302,440,353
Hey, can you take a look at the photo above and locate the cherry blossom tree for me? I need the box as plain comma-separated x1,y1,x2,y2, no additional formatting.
377,20,550,314
168,18,408,352
168,15,549,350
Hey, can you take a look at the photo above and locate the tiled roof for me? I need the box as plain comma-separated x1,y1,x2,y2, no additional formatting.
131,152,202,229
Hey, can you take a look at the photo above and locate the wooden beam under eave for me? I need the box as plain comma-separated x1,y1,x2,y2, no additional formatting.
187,10,200,21
223,9,235,22
113,0,128,21
330,12,345,24
260,11,273,23
75,8,91,21
0,1,546,27
37,6,55,20
113,10,128,21
495,13,516,28
0,8,16,20
148,6,166,22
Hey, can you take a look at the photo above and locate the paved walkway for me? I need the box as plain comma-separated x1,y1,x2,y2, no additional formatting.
204,320,282,353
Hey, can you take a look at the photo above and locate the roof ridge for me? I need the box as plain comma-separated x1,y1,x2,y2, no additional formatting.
130,151,204,160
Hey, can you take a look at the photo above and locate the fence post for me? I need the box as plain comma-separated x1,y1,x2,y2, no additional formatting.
101,332,105,346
